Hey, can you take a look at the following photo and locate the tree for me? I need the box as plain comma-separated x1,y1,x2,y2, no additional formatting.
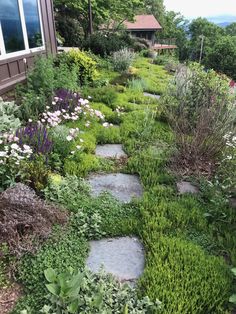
188,18,225,62
142,0,165,26
226,22,236,36
159,11,189,60
205,35,236,80
54,0,142,40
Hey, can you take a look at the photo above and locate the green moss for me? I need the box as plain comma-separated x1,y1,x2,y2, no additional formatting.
73,132,97,154
133,57,171,95
64,153,100,177
94,124,121,144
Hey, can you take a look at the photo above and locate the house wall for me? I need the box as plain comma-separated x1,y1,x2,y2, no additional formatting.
130,30,157,45
0,0,57,95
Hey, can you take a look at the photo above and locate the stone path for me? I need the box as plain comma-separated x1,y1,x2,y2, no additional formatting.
95,144,127,159
86,237,145,284
143,92,161,100
177,181,199,194
88,173,143,203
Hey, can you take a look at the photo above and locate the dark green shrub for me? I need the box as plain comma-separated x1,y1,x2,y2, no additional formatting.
82,32,135,57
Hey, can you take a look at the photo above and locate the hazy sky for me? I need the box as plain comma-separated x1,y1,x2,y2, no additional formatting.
164,0,236,18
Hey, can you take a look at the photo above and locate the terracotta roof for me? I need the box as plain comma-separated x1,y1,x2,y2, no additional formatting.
124,15,162,30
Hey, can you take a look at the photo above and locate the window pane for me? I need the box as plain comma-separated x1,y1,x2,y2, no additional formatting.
0,0,25,53
23,0,43,48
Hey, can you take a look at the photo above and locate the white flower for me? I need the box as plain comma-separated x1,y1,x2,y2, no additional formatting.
66,135,73,141
71,151,75,155
80,139,84,143
76,145,82,150
28,119,32,123
0,151,7,157
11,143,19,150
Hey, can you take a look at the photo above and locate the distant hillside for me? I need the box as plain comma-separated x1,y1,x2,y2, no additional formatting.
207,15,236,27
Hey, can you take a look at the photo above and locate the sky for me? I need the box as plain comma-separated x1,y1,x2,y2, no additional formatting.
164,0,236,18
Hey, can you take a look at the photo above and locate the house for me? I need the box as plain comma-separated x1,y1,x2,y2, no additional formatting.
124,15,162,45
0,0,57,95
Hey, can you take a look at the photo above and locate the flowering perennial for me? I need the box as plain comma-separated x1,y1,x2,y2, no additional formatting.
40,89,105,128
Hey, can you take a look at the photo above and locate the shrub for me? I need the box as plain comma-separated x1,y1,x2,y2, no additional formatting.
82,32,135,57
21,155,50,191
0,183,67,256
139,235,232,314
112,48,136,72
0,98,21,133
56,49,98,85
16,57,54,122
162,63,236,175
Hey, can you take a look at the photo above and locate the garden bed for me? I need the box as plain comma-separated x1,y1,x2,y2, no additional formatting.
0,51,235,314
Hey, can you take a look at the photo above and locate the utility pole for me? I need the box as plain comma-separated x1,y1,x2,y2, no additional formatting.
88,0,93,35
199,35,204,63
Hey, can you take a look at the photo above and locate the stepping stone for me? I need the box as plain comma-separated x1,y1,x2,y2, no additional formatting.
88,173,143,203
86,237,145,284
177,181,199,194
95,144,127,159
143,92,161,100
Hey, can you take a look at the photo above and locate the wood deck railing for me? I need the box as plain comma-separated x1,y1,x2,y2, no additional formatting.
155,38,176,46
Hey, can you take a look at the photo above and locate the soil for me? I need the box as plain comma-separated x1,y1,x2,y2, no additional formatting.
0,283,22,314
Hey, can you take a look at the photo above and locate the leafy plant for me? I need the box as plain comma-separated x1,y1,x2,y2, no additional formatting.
21,155,50,191
0,98,21,133
42,267,103,314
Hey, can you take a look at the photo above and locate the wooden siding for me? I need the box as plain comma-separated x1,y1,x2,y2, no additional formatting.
0,0,57,95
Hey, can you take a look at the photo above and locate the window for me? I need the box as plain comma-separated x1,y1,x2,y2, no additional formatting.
0,0,44,60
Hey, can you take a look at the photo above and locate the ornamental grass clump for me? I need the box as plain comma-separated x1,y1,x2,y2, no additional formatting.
112,48,136,73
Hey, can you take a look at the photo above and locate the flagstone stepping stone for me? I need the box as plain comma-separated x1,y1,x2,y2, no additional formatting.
177,181,199,194
143,92,161,100
95,144,127,159
86,237,145,284
88,173,143,203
